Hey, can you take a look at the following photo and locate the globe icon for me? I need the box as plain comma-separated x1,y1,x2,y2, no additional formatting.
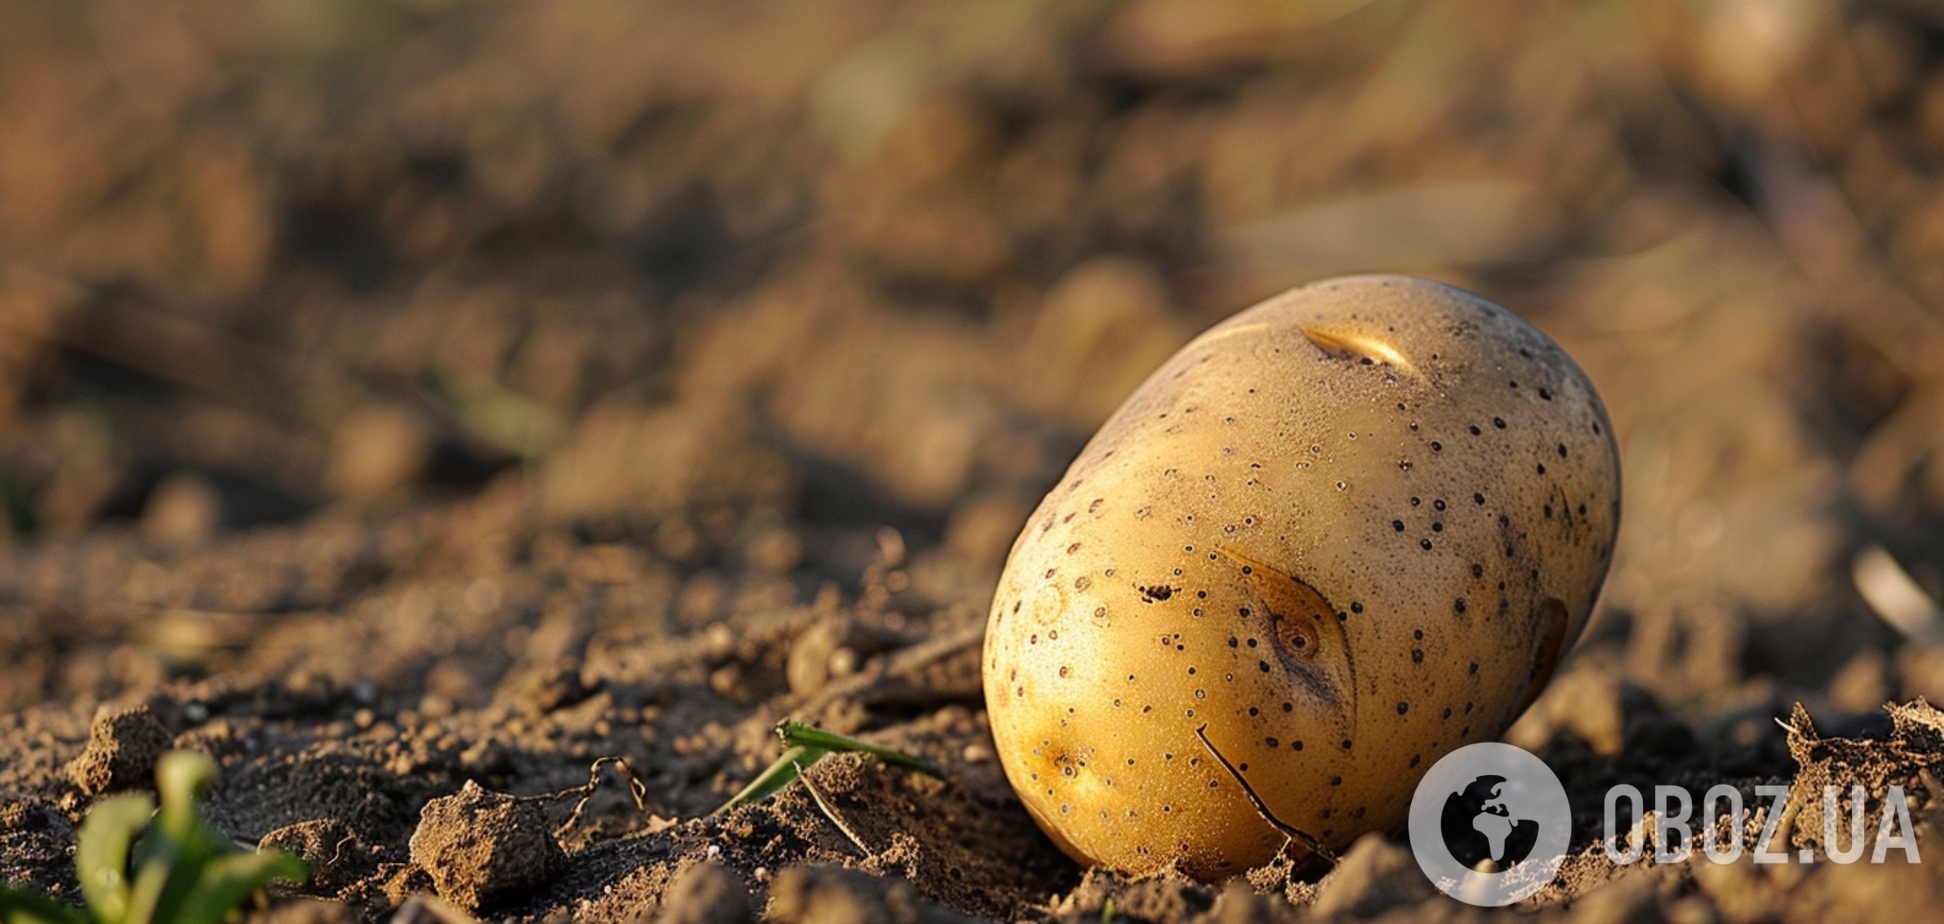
1437,774,1542,872
1409,743,1572,906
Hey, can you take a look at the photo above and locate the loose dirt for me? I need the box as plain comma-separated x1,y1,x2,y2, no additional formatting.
6,2,1944,922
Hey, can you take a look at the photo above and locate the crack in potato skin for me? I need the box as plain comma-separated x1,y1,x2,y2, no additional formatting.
983,274,1620,880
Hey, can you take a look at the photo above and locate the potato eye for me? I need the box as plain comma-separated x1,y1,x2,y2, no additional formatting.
1273,612,1320,659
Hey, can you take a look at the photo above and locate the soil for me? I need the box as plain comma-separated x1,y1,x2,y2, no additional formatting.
6,1,1944,922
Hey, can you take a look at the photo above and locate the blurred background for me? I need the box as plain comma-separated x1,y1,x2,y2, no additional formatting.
3,0,1944,755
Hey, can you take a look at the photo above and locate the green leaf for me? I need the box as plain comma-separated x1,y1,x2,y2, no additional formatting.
710,722,944,816
74,794,154,924
713,745,826,815
0,885,88,924
776,722,939,776
152,753,217,843
170,852,308,924
119,855,173,924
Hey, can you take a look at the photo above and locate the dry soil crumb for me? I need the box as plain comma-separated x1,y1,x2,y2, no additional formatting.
1784,698,1944,856
655,860,755,924
65,702,171,794
768,865,983,924
260,817,380,895
407,781,567,913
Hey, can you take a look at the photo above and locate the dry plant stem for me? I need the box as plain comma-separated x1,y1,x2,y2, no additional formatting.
794,759,876,856
1194,724,1337,865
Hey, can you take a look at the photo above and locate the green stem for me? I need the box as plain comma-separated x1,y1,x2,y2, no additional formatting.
711,722,940,815
776,722,939,777
714,745,827,815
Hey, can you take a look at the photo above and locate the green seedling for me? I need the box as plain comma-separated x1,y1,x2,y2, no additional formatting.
0,751,307,924
713,722,938,815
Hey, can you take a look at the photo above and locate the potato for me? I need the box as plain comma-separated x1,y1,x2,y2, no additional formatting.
982,274,1619,879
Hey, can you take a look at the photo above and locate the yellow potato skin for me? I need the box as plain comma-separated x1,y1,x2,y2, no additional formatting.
982,275,1619,880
